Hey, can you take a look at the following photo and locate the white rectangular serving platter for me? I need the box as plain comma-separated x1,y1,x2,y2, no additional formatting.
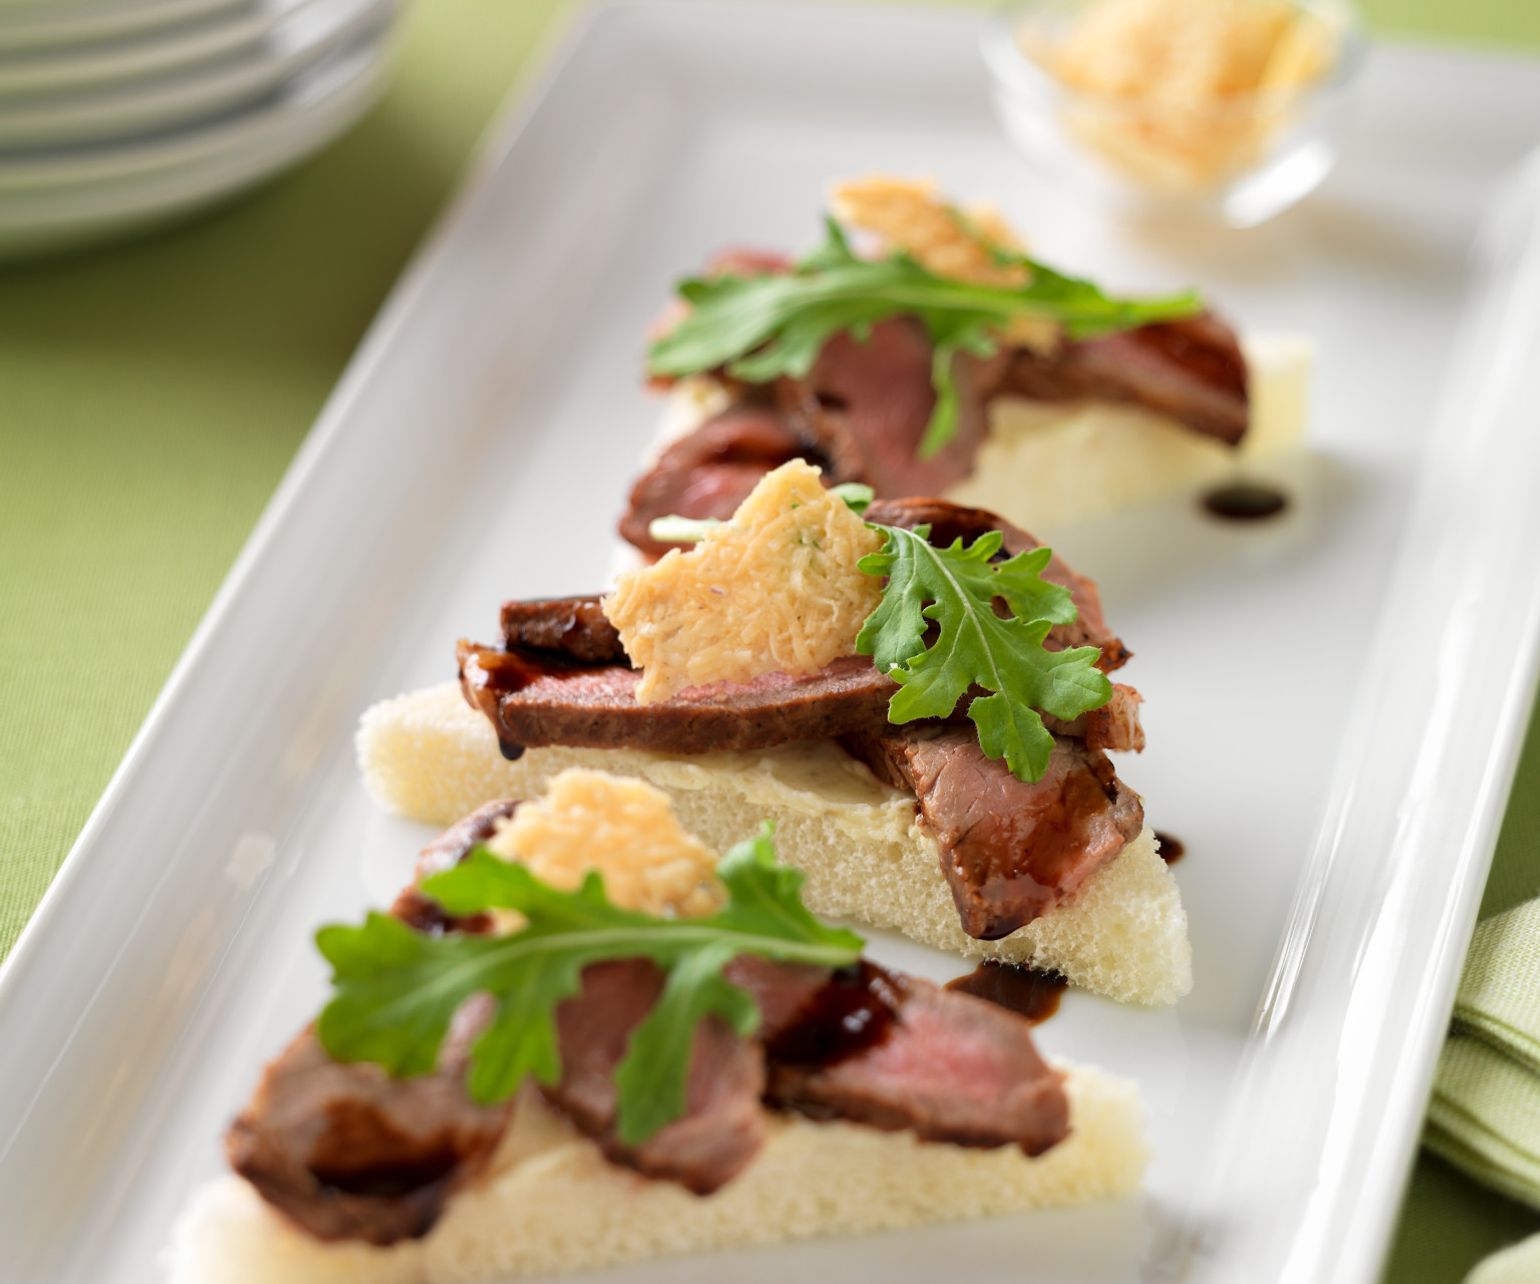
5,3,1540,1281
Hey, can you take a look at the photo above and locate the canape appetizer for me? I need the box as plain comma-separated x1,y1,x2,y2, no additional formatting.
359,463,1189,1006
169,771,1145,1282
623,175,1309,553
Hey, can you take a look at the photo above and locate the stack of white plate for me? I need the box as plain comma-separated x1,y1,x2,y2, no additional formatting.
0,0,398,259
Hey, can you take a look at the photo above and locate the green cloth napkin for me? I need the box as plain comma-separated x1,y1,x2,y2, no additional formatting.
2,2,1539,1283
1427,902,1540,1213
1382,694,1540,1283
1469,1233,1540,1284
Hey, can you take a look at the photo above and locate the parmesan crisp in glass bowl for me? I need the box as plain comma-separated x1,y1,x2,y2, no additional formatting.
983,0,1365,226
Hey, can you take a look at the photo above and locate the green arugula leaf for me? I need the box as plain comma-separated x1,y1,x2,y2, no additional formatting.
648,216,1201,455
611,943,755,1145
315,825,863,1144
830,481,875,514
855,524,1111,783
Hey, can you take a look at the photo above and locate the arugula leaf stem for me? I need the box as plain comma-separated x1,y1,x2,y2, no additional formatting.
447,923,861,977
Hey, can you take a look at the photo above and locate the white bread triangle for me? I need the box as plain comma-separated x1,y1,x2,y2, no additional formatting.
167,1064,1145,1284
356,683,1192,1007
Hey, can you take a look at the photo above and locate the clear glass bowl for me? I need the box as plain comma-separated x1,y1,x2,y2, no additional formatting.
982,0,1366,228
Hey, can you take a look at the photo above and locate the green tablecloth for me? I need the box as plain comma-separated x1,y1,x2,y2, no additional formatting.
2,1,1537,1279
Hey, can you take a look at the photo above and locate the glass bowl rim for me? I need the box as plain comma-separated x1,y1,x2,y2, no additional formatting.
981,0,1368,120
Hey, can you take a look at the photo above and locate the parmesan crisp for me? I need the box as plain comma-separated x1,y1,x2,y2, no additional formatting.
830,176,1059,350
603,460,883,704
486,768,721,917
831,175,1026,286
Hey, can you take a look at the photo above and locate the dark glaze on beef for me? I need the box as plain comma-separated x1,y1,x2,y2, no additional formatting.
846,726,1145,940
730,955,1067,1155
747,959,901,1069
231,815,1072,1246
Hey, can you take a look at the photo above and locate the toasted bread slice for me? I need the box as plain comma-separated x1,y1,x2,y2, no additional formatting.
168,1063,1144,1284
356,683,1192,1007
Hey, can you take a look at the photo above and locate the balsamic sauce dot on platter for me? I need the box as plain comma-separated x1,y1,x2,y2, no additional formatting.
945,961,1067,1024
1153,831,1185,865
1201,481,1289,522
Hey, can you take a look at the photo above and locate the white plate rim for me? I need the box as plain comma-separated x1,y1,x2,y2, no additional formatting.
0,0,389,148
1179,148,1540,1280
2,4,1540,1281
0,6,393,194
0,0,335,98
0,0,588,1007
0,26,391,255
0,0,251,52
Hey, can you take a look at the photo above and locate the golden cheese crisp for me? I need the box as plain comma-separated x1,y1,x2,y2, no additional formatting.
603,460,882,705
831,175,1025,286
830,176,1058,350
486,768,721,917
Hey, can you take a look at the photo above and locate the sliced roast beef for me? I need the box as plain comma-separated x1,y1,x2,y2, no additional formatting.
864,496,1129,671
228,964,766,1245
460,642,896,757
468,497,1133,759
390,798,517,934
619,405,837,558
234,799,1078,1245
235,952,1069,1246
234,813,521,1245
227,1006,510,1246
726,956,1068,1155
847,726,1144,940
500,596,623,664
466,636,1139,760
416,798,516,879
233,823,764,1242
620,288,1250,560
775,317,1006,498
1043,682,1144,753
1002,313,1248,446
543,959,767,1194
